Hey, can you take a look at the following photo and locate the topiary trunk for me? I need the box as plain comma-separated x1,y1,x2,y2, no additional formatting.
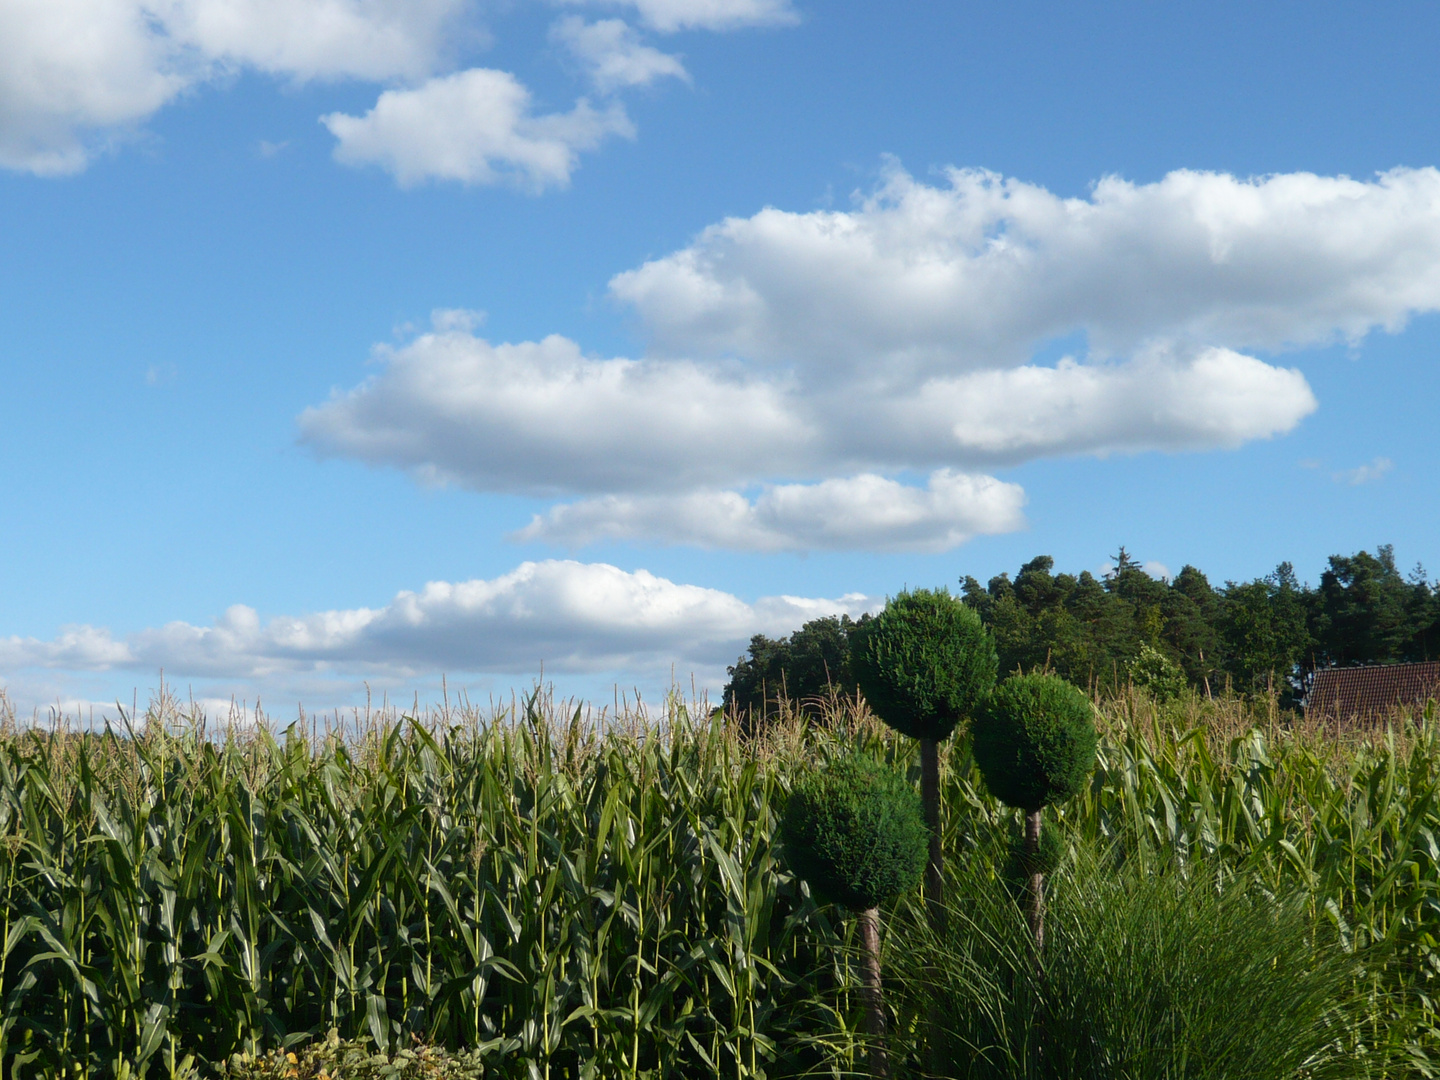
859,906,889,1079
920,737,944,927
1025,808,1045,952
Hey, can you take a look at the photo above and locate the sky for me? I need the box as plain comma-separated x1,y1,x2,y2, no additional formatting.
3,0,1440,720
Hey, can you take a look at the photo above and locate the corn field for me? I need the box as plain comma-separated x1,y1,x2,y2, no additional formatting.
0,687,1436,1077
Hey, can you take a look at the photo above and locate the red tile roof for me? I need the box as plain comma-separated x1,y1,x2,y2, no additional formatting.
1306,662,1440,724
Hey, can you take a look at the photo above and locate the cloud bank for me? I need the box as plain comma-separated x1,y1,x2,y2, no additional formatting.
0,0,778,179
611,164,1440,368
0,561,875,686
512,471,1028,552
295,162,1440,550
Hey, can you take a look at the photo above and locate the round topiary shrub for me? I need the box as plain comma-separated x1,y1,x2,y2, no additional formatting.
971,673,1098,813
780,754,928,912
850,588,998,742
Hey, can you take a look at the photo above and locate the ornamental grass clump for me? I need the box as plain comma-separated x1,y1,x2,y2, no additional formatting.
971,673,1098,949
850,589,996,921
780,754,927,1079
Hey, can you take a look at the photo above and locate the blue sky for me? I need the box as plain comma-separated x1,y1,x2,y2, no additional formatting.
3,0,1439,718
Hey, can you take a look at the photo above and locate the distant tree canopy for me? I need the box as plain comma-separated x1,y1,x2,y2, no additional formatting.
722,546,1440,716
723,614,868,722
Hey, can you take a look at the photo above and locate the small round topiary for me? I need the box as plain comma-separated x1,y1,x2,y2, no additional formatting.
780,754,928,912
850,588,998,742
971,673,1099,812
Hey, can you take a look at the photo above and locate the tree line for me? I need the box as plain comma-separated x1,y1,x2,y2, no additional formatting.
723,544,1440,714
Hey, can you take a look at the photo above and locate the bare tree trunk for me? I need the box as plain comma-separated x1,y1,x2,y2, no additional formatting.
1025,809,1045,954
919,740,944,1080
859,906,889,1079
920,737,944,929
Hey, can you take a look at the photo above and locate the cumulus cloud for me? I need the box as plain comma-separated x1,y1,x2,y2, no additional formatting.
0,624,133,671
151,0,468,82
557,0,799,33
4,0,766,177
302,163,1440,550
552,17,688,92
894,345,1315,463
0,0,186,174
298,319,808,493
1333,456,1393,485
513,470,1027,551
611,163,1440,371
321,68,632,189
0,561,877,681
0,0,470,174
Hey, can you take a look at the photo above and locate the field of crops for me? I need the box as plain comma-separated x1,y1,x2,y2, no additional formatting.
0,686,1437,1078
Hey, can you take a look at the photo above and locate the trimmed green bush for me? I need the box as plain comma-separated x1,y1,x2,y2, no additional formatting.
850,589,997,742
780,754,927,912
971,674,1098,812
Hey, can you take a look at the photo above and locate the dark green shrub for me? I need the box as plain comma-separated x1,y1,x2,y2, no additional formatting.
850,589,997,742
779,754,927,912
971,674,1098,812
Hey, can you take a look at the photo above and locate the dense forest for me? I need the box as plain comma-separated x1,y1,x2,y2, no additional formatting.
724,545,1440,715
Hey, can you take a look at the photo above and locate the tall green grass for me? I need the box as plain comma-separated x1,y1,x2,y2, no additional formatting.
888,847,1406,1079
0,685,1435,1077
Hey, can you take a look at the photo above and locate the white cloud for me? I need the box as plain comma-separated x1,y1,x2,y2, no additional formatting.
1333,456,1393,485
611,163,1440,371
0,624,134,671
298,318,808,493
2,0,797,179
0,0,186,174
514,470,1026,551
0,0,471,174
300,319,1313,490
321,68,633,189
896,345,1315,463
558,0,798,33
552,17,688,92
302,163,1440,550
0,561,877,681
151,0,470,82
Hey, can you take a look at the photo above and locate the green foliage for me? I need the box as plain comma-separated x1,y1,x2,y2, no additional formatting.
1220,563,1312,699
3,691,1440,1075
779,754,927,913
724,614,864,725
971,674,1098,811
1315,545,1438,667
219,1030,487,1079
850,588,998,742
889,847,1397,1080
1003,817,1064,883
961,544,1440,704
0,697,894,1079
1127,643,1185,702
